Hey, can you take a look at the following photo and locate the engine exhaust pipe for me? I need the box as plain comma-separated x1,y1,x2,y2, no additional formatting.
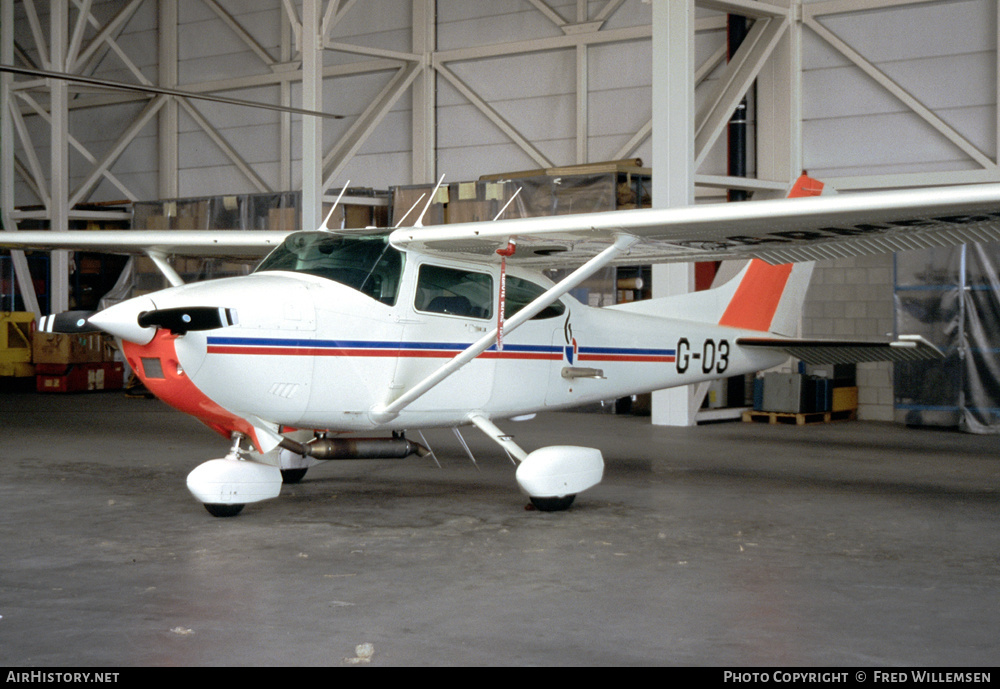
280,436,430,460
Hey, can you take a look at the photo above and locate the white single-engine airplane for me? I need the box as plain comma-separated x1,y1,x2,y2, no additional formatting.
5,174,1000,517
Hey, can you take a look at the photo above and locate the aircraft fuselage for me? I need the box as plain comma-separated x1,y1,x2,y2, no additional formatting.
102,235,785,445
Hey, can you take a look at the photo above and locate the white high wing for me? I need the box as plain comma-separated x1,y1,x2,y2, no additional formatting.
5,175,1000,517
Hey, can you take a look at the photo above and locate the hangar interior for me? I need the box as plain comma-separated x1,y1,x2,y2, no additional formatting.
1,0,999,668
3,0,1000,427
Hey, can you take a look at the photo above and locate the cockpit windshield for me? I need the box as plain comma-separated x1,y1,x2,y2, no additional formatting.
254,231,404,305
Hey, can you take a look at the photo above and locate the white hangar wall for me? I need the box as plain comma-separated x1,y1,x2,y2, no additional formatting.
8,1,995,204
802,0,996,183
6,0,661,201
799,0,997,421
4,0,998,422
434,0,659,179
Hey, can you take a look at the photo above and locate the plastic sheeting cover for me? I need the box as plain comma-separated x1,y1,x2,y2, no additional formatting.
895,243,1000,433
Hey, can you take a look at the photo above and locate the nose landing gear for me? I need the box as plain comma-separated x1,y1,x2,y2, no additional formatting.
186,434,282,517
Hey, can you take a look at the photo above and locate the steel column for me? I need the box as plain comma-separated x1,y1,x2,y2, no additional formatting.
412,0,437,184
158,0,178,199
50,0,70,314
650,0,697,427
756,0,801,185
1,0,40,316
301,0,323,231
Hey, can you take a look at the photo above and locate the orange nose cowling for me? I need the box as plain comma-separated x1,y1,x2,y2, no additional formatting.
122,329,255,441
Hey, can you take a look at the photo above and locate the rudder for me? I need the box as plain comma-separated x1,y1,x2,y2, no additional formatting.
607,174,828,336
716,174,828,335
717,260,814,337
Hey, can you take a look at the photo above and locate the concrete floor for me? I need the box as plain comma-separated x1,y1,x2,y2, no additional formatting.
1,388,998,667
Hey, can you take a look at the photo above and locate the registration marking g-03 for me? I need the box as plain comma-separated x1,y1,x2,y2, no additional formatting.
676,337,730,375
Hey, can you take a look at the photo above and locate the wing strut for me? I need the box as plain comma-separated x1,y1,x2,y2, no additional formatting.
145,251,184,287
369,234,638,424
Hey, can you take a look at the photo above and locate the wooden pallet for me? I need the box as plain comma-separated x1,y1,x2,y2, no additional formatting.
742,409,857,425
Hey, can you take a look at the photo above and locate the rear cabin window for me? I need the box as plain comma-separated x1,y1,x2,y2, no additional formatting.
504,276,566,320
415,264,493,319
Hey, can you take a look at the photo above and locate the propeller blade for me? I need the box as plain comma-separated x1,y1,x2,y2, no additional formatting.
136,307,237,335
38,311,100,334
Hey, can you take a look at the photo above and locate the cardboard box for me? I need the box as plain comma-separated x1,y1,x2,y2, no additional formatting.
447,199,496,224
344,204,372,228
145,215,171,230
173,201,209,230
32,332,106,365
392,186,445,226
268,207,297,231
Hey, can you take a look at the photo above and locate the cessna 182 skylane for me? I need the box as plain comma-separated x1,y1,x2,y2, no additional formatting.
6,174,1000,517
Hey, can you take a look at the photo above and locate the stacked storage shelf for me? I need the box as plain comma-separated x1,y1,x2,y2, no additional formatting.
0,313,124,392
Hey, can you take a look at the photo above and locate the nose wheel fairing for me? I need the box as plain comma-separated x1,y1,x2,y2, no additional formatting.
186,458,283,514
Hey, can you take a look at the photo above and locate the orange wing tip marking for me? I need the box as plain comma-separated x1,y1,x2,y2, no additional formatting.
789,175,825,198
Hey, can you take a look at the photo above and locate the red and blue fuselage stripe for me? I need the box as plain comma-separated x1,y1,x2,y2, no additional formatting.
575,346,676,363
206,336,675,363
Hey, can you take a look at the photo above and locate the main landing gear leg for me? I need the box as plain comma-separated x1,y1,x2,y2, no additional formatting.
467,414,604,511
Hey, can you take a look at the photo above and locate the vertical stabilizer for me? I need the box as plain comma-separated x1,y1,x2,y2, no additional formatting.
715,175,829,335
717,260,814,336
609,175,830,336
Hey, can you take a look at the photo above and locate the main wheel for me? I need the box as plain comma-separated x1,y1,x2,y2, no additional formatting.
529,495,576,512
281,468,308,484
204,503,245,518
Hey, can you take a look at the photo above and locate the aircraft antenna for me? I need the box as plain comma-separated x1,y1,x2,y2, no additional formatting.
452,427,480,471
394,194,426,228
319,181,351,231
492,187,522,221
413,174,446,228
417,431,441,468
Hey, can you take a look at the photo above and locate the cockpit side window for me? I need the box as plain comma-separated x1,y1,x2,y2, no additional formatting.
415,264,493,319
255,232,404,305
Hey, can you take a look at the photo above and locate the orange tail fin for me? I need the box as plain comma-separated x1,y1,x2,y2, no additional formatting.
717,175,827,334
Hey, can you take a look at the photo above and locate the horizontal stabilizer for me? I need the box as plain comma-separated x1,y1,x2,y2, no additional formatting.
736,334,943,366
